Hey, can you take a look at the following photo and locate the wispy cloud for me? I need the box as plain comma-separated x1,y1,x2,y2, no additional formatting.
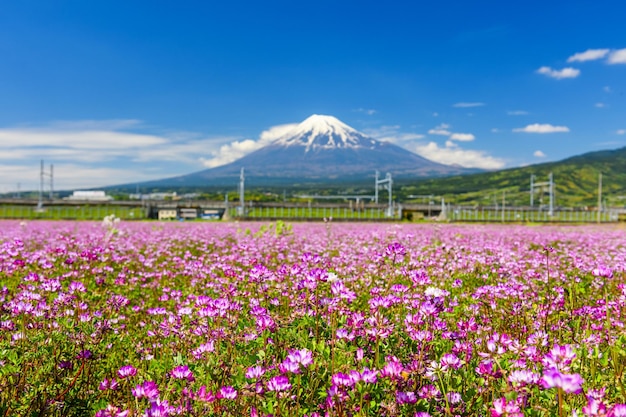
507,110,529,116
364,125,424,145
0,119,247,190
200,123,298,168
452,102,485,108
567,48,610,62
449,133,475,141
617,129,626,135
513,123,570,133
353,108,377,115
414,141,504,170
533,150,546,158
428,123,452,136
595,102,606,108
608,48,626,64
537,66,580,79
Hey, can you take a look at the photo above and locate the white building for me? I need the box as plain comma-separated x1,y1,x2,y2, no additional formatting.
66,191,113,201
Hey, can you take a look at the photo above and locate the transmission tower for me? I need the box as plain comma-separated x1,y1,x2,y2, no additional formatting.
530,172,554,216
238,168,245,216
375,171,393,216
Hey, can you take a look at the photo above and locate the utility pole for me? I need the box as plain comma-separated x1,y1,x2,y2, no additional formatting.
597,172,602,223
374,171,379,204
502,190,505,223
530,174,535,207
38,160,44,210
375,171,393,216
238,168,245,216
49,164,54,200
548,172,554,216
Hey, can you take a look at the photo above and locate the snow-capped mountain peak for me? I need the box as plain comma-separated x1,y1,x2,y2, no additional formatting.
273,114,377,151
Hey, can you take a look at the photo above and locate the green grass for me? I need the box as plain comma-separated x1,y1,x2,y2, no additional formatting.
0,205,146,220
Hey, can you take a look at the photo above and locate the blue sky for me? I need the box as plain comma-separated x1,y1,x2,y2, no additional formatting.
1,0,625,190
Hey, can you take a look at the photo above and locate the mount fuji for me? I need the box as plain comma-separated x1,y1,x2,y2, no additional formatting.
139,115,480,187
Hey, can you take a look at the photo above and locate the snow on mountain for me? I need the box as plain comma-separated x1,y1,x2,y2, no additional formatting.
135,115,482,186
272,114,378,151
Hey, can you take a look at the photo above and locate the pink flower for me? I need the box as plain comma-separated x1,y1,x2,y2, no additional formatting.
490,397,523,417
118,365,137,379
540,368,583,394
267,375,291,392
245,365,265,379
219,386,237,400
171,365,194,382
196,386,216,402
132,381,160,400
609,405,626,417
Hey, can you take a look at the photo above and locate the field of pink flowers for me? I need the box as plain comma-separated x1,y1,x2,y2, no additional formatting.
1,220,625,417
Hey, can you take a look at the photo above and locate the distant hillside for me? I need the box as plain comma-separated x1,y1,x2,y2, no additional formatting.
397,146,626,207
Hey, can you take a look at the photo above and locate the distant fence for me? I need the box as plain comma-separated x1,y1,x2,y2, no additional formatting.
0,203,620,223
446,207,618,223
228,205,399,221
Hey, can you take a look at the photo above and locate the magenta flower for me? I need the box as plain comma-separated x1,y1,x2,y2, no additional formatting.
542,344,577,372
381,356,404,379
267,375,292,392
360,368,378,384
99,378,119,391
279,358,301,374
95,405,130,417
396,391,417,405
540,368,583,394
287,348,313,368
440,353,462,371
132,381,159,400
118,365,137,379
609,405,626,417
196,386,216,402
245,365,265,379
219,386,237,400
171,365,194,382
490,397,523,417
143,399,173,417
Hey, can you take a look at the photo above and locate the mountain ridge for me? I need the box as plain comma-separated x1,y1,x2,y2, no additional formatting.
132,115,481,187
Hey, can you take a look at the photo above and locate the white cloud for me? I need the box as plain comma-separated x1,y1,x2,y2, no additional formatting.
452,102,485,108
200,139,264,168
595,102,606,108
567,48,610,62
414,141,505,170
0,163,164,191
507,110,529,116
0,128,167,149
364,125,424,144
537,66,581,79
607,48,626,64
428,123,451,136
513,124,570,133
259,123,298,142
199,123,297,168
617,129,626,135
533,150,546,158
491,128,500,133
449,133,475,141
432,112,439,117
0,119,251,190
354,108,377,115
